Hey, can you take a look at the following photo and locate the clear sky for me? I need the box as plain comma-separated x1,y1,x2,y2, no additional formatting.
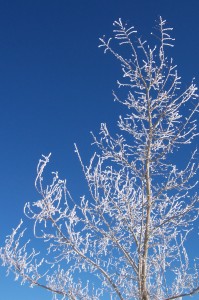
0,0,198,299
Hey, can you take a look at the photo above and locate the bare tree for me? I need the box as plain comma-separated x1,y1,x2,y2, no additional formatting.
0,17,199,300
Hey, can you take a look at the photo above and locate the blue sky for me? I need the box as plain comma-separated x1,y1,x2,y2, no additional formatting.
0,0,198,299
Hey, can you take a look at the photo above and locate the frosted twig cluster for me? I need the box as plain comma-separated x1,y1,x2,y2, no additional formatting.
1,17,199,300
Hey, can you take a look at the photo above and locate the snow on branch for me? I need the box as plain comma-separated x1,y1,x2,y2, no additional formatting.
1,16,199,300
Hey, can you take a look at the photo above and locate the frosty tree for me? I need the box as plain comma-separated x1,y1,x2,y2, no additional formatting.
0,17,199,300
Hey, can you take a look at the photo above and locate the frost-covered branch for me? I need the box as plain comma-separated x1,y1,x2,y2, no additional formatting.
1,17,199,300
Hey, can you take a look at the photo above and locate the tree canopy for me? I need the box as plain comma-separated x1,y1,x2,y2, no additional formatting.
1,17,199,300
